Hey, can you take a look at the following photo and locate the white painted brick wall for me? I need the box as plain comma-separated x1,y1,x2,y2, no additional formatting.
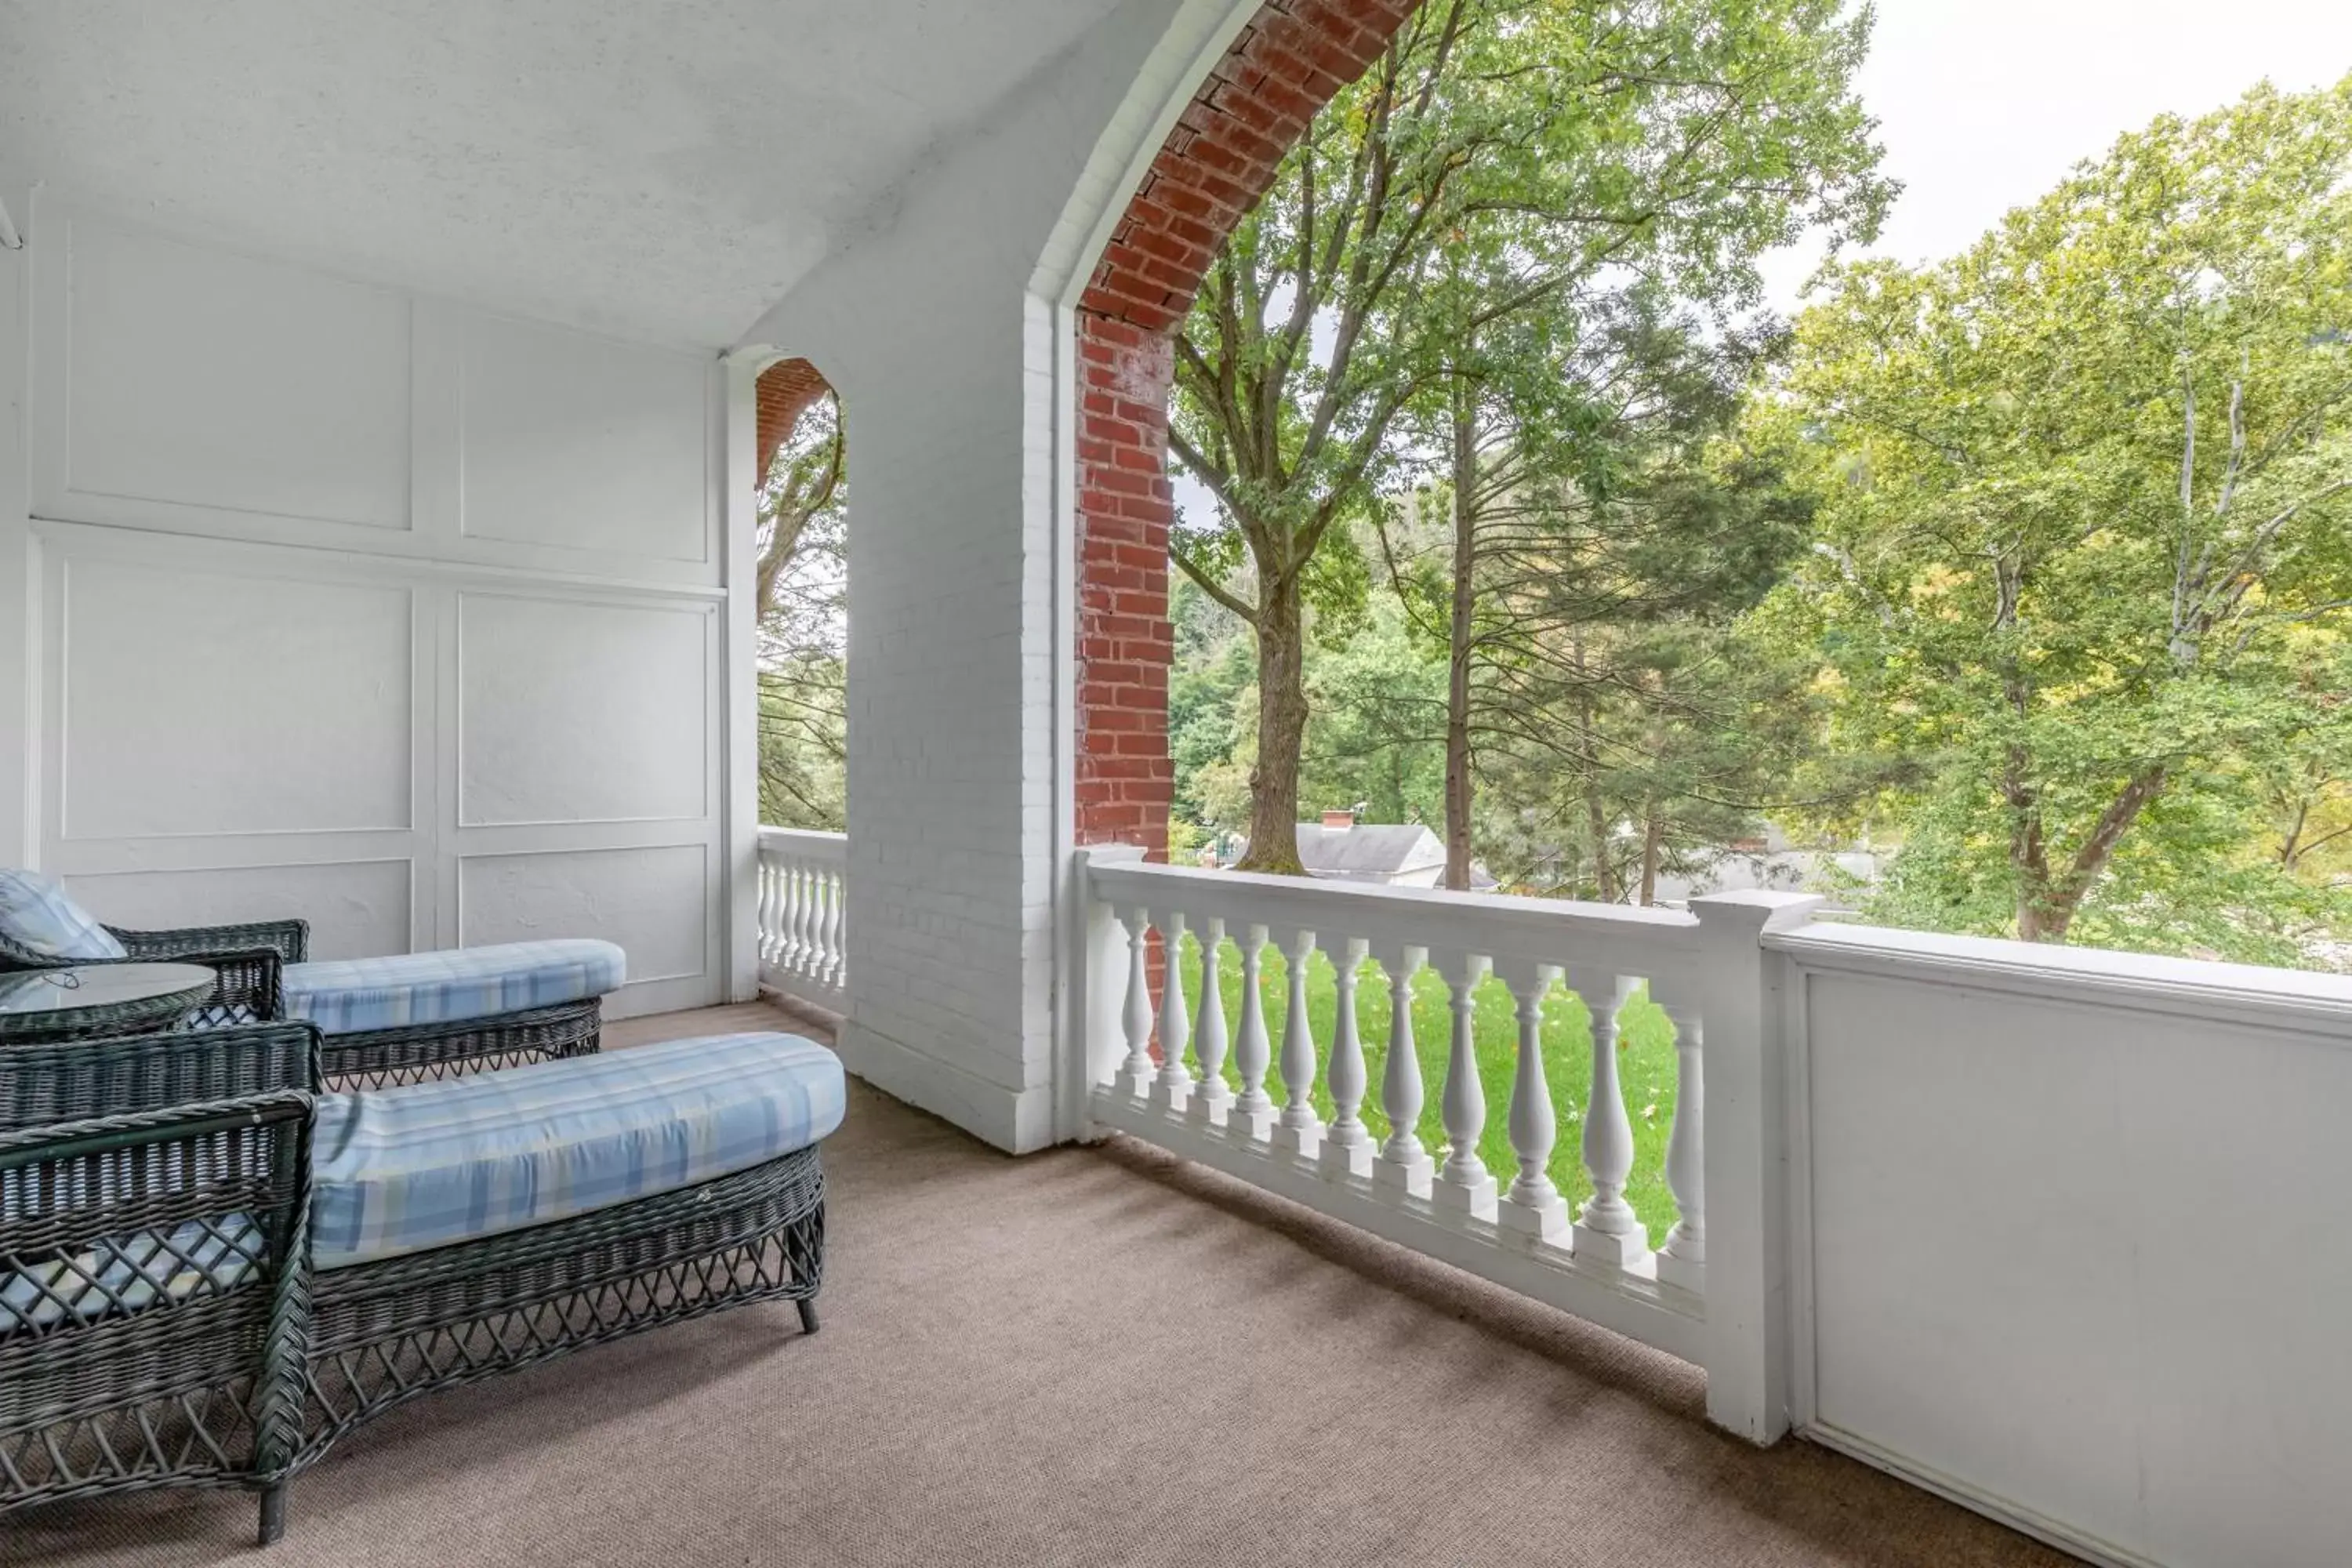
743,0,1240,1152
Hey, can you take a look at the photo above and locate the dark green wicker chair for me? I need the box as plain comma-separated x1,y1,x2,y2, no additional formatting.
2,1023,829,1548
0,1022,319,1546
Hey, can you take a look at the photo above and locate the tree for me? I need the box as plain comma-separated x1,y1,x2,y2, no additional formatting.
1169,0,1890,871
1379,291,1809,888
757,393,850,831
1758,76,2352,950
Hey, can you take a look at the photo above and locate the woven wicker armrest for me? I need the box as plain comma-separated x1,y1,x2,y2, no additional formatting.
0,1021,322,1133
113,917,310,965
0,1091,314,1539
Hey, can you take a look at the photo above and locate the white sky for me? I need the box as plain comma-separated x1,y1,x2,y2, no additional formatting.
1172,1,2352,531
1759,0,2352,307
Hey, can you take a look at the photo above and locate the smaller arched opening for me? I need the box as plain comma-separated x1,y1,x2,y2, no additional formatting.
753,357,848,833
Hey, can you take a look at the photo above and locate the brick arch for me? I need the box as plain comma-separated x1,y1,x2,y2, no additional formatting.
1073,0,1421,858
755,356,837,484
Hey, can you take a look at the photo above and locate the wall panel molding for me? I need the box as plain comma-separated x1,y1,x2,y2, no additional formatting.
27,205,724,592
23,207,734,1016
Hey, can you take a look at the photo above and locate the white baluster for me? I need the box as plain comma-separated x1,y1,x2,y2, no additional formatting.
1372,945,1432,1198
1319,937,1373,1180
1495,961,1569,1245
1228,924,1276,1142
1150,911,1193,1115
1272,930,1323,1161
1572,978,1650,1267
756,858,777,970
822,869,846,987
1185,916,1232,1129
805,867,825,982
788,862,813,975
1654,1008,1705,1294
1116,907,1156,1099
1432,952,1497,1220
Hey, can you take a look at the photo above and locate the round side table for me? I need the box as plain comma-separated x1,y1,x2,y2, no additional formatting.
0,963,221,1044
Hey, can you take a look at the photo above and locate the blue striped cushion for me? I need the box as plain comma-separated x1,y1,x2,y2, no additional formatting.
0,869,128,962
284,939,626,1034
310,1032,844,1269
1,1215,263,1334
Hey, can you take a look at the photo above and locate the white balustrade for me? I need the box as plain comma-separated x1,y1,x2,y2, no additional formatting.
756,827,848,1014
1072,847,1813,1408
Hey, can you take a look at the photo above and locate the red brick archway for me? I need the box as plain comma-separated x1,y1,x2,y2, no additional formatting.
1073,0,1420,859
756,357,835,480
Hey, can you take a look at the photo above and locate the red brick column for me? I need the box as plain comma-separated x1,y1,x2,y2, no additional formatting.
1072,0,1420,859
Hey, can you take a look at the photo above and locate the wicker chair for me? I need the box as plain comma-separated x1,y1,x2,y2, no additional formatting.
0,915,604,1088
0,1022,320,1546
2,1024,829,1547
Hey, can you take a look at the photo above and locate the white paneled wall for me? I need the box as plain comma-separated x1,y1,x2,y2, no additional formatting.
11,202,731,1016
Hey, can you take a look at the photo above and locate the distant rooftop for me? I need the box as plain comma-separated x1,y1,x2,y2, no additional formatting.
1296,821,1445,880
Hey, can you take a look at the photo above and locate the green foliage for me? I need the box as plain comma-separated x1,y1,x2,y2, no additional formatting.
1169,0,1893,868
1755,74,2352,956
757,394,848,832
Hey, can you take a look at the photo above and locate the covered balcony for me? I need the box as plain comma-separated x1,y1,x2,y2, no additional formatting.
2,4,2347,1567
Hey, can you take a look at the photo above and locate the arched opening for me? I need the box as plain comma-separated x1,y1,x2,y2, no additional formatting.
750,354,850,1013
1070,0,1421,862
753,357,848,832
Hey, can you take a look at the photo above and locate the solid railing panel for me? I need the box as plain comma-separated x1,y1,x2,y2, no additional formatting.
756,827,847,1014
1772,917,2352,1566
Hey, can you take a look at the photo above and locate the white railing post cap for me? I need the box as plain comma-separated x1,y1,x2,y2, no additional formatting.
1687,891,1824,937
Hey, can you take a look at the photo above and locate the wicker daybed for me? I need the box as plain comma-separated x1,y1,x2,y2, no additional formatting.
0,894,619,1087
1,1020,836,1546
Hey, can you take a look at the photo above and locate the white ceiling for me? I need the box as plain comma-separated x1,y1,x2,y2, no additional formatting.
0,0,1126,348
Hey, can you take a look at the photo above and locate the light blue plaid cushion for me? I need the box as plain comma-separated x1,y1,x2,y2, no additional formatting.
2,1214,263,1334
283,939,626,1034
0,869,128,962
310,1031,844,1269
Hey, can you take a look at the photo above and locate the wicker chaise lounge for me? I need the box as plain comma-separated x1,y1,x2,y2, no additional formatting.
1,1021,841,1547
0,869,625,1084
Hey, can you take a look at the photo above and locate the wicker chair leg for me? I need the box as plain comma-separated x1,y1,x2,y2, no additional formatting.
259,1483,289,1547
797,1298,820,1335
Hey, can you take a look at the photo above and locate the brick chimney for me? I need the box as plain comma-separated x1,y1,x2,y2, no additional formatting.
1320,808,1357,829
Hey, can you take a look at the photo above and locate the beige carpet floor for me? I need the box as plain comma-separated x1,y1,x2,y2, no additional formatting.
4,1002,2075,1567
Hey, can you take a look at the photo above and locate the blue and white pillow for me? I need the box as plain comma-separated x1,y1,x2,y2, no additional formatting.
0,869,129,962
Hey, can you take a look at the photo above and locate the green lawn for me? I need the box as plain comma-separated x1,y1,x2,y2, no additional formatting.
1167,934,1684,1238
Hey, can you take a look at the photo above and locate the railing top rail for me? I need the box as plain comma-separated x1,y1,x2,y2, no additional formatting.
757,826,849,858
1771,919,2352,1036
1083,852,1707,987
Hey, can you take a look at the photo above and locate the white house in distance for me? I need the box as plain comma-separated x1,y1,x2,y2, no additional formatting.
1291,808,1497,889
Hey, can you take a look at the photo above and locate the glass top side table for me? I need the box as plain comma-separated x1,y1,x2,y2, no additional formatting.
0,963,220,1043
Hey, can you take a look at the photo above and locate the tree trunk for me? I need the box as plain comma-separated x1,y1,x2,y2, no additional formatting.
1574,641,1616,902
2019,764,2168,943
1240,573,1310,874
1639,807,1663,906
1443,386,1477,891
